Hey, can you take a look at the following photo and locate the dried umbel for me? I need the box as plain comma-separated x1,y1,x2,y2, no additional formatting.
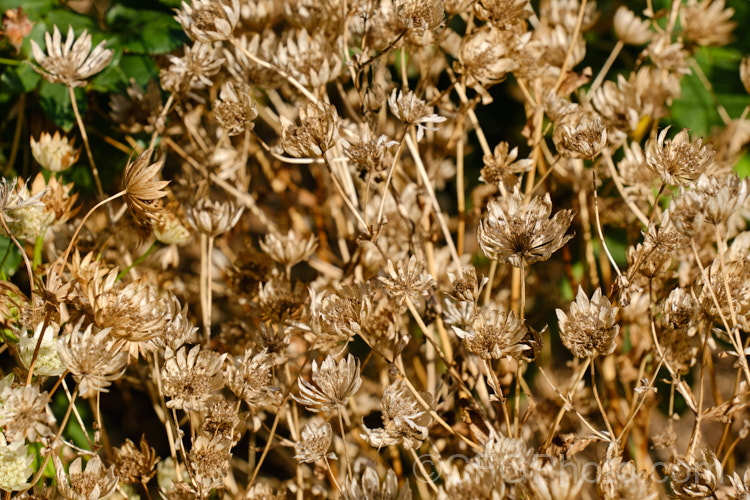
670,449,722,499
613,6,652,45
388,90,447,141
160,42,224,93
476,434,533,484
478,188,575,268
175,0,240,43
694,173,748,225
56,323,128,398
597,456,657,500
0,433,33,492
30,131,80,172
646,127,715,186
342,128,396,182
2,7,32,51
479,141,534,187
30,25,113,87
447,267,488,303
378,256,436,306
109,79,162,134
457,27,519,89
556,287,619,358
362,379,433,449
188,433,231,492
213,81,257,136
227,348,276,407
453,308,527,360
55,454,119,500
0,384,55,442
294,421,334,463
113,435,160,485
294,353,361,412
524,458,583,500
259,229,317,271
553,110,608,159
394,0,444,35
440,462,502,500
473,0,530,30
2,177,53,241
280,102,339,158
666,188,705,238
663,287,697,331
699,259,750,320
161,345,226,411
277,28,342,88
122,149,170,226
154,209,191,246
682,0,736,47
185,198,243,236
343,465,412,500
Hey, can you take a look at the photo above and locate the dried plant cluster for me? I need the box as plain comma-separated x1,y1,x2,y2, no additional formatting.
4,0,750,498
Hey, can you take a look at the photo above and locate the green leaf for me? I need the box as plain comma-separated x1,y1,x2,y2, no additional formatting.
38,81,86,131
0,60,40,94
0,236,21,279
44,7,98,33
669,70,722,136
105,4,186,55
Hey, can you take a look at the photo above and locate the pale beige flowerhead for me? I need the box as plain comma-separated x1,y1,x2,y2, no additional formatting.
280,102,339,158
452,308,528,360
0,433,33,492
613,6,652,45
478,188,575,268
185,198,243,236
0,384,55,442
526,457,583,500
670,449,722,499
553,110,608,159
30,131,80,172
18,322,65,376
378,255,436,306
260,229,317,270
175,0,240,43
30,25,113,87
362,379,432,450
645,127,715,186
294,421,334,463
294,353,361,412
55,454,118,500
388,89,447,141
556,287,619,358
395,0,444,34
161,345,226,412
213,81,257,136
122,149,170,227
682,0,736,47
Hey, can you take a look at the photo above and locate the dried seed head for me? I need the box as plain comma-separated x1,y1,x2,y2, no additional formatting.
175,0,240,43
2,177,53,241
476,434,533,484
388,89,447,141
343,465,411,500
478,188,575,268
55,454,119,500
260,229,317,270
378,255,436,306
553,110,608,159
57,323,128,398
647,33,690,73
666,188,705,238
362,379,433,449
457,27,519,88
645,127,715,186
294,353,362,412
453,308,528,360
447,267,488,303
342,128,396,182
526,457,583,500
395,0,444,34
161,345,226,412
682,0,736,47
280,102,339,158
700,259,750,319
188,433,231,492
227,348,276,407
185,197,243,236
473,0,530,29
113,435,160,485
294,421,334,463
109,79,162,134
30,131,80,172
2,8,33,51
663,287,697,331
590,76,645,145
670,449,722,499
0,433,33,492
201,400,241,443
597,456,658,500
213,81,257,136
160,42,224,94
614,6,652,45
277,28,342,88
694,173,748,225
122,149,170,227
556,287,619,358
30,25,113,87
479,141,534,187
0,384,55,442
153,209,191,246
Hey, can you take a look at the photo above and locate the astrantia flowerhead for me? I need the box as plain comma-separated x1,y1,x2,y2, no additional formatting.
294,353,361,412
478,188,575,268
30,25,113,87
556,287,619,359
30,131,80,172
645,127,715,186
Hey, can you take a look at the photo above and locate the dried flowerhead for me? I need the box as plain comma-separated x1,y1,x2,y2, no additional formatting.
113,435,160,485
395,0,444,35
294,421,335,463
525,457,583,500
645,127,715,186
185,198,243,236
280,102,339,158
175,0,240,43
18,322,65,376
0,384,55,442
2,7,33,51
30,25,113,87
613,6,652,45
161,345,226,411
453,308,527,360
597,455,658,500
670,449,722,499
57,323,128,398
556,287,619,358
343,465,411,500
682,0,736,47
30,131,80,172
478,188,575,268
294,353,361,412
480,141,534,187
0,433,33,492
362,379,433,449
122,149,170,226
259,229,317,271
553,110,608,159
378,255,436,306
55,454,119,500
227,348,276,407
213,81,257,136
388,89,447,141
